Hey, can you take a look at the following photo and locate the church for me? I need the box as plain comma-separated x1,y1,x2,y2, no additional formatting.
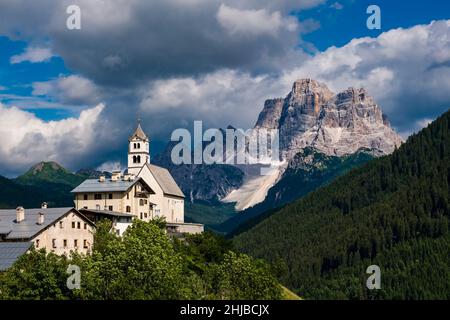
71,122,203,236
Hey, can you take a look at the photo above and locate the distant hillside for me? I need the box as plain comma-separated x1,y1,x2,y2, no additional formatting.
0,162,111,209
15,161,85,187
0,175,47,208
234,109,450,299
217,148,373,235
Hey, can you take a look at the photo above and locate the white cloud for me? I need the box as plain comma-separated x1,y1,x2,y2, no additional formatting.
0,103,105,175
329,2,343,10
10,47,54,64
96,161,122,172
217,4,297,37
139,69,286,132
32,75,101,105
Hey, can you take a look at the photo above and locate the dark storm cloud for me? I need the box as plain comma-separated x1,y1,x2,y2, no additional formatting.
0,0,319,87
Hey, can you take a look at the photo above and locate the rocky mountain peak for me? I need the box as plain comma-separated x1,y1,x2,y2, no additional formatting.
255,79,403,159
291,79,333,98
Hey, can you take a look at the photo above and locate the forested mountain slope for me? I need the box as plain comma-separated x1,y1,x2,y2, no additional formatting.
234,109,450,299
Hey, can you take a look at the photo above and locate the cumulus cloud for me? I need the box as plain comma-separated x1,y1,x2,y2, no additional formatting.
139,69,287,134
96,161,123,173
217,4,297,37
10,47,54,64
0,103,105,176
32,75,101,105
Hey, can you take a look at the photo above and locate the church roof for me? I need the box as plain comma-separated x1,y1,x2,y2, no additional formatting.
146,164,185,198
71,177,155,194
129,123,148,141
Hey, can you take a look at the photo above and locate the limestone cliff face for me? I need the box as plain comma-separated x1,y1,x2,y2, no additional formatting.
255,79,403,159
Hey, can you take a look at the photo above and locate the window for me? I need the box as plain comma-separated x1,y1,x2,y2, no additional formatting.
84,223,87,230
94,194,102,200
96,204,100,210
108,206,113,211
108,193,113,199
35,239,40,248
137,155,141,163
83,239,88,249
52,239,57,248
63,239,67,247
72,222,75,228
133,155,137,163
127,193,129,200
59,221,63,228
140,212,143,219
83,194,88,200
74,239,78,248
126,206,131,213
137,143,141,149
83,206,88,209
144,212,148,218
77,222,81,229
140,199,144,206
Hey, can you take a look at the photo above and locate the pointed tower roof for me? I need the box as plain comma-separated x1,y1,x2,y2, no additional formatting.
129,122,148,141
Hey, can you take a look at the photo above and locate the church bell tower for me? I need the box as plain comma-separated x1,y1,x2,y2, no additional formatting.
127,120,150,176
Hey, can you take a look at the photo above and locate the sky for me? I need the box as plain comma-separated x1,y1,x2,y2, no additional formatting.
1,0,450,176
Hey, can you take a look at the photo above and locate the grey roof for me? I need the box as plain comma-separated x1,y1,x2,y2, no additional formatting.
146,164,185,198
0,207,74,240
71,177,154,194
0,242,32,271
129,123,148,141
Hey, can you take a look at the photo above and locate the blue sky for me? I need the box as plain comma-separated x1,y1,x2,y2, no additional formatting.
300,0,450,50
0,0,450,175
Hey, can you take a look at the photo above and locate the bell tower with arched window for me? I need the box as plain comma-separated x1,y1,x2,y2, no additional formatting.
127,120,150,176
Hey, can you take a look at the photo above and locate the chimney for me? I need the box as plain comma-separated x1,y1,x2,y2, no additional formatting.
123,173,131,181
37,212,45,225
16,206,25,223
111,170,121,182
99,175,106,182
41,202,48,209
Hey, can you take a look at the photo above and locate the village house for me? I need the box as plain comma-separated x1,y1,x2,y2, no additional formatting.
0,204,95,270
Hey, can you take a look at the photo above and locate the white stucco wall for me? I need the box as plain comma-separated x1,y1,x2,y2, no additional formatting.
137,165,184,223
32,211,94,256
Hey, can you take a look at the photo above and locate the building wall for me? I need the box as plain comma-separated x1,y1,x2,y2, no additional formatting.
74,182,152,222
167,222,203,235
33,211,94,256
138,165,184,223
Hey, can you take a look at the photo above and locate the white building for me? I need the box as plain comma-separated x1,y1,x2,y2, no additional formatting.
71,122,203,235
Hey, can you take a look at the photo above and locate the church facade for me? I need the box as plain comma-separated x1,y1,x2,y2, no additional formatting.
71,123,203,235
